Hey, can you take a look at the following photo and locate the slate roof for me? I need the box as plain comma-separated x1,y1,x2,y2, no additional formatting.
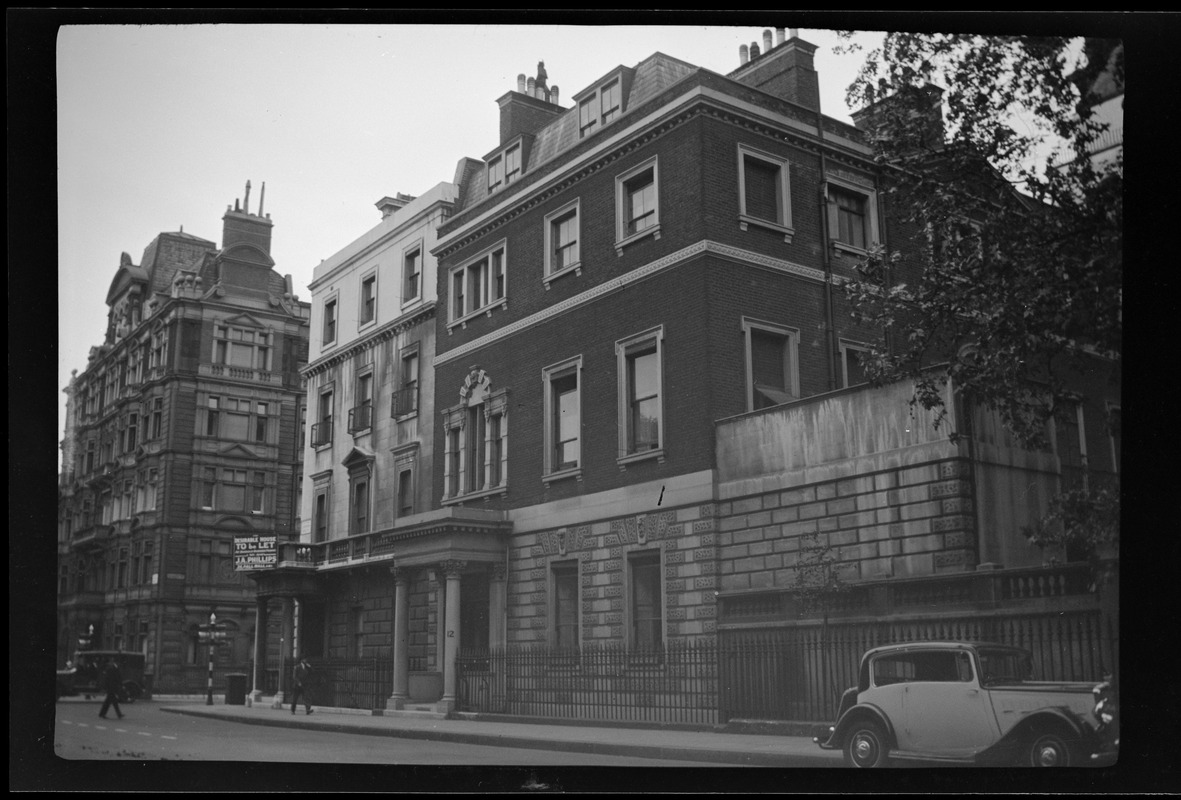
456,52,701,216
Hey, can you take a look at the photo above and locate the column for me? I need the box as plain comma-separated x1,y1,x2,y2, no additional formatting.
488,561,507,651
387,568,410,710
271,596,293,709
488,561,508,710
436,560,465,714
250,596,269,703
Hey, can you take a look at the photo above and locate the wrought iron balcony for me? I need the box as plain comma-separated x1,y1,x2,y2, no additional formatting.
347,402,373,433
310,417,333,447
391,385,418,418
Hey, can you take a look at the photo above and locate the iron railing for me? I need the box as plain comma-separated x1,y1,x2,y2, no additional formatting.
717,609,1118,723
456,640,721,725
347,403,372,433
391,385,418,418
310,418,333,447
455,607,1117,724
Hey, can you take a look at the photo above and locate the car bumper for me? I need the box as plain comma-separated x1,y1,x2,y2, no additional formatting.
1089,739,1119,767
813,726,840,751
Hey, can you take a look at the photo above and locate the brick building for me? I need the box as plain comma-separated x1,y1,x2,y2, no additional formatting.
57,183,310,692
262,29,1117,722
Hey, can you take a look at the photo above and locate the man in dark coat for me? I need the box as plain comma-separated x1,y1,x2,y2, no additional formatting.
98,658,124,719
290,656,313,715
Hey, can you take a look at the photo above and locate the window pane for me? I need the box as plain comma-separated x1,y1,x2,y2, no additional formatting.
744,157,780,222
631,555,662,649
222,484,245,512
224,412,250,440
834,189,867,248
555,566,579,649
751,329,792,408
554,373,579,468
627,173,656,235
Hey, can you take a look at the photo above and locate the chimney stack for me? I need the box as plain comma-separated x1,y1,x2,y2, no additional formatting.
763,29,773,53
776,28,785,46
498,62,564,145
740,44,749,65
731,33,820,111
222,180,273,255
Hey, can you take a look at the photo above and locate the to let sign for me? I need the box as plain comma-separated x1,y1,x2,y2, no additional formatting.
233,534,278,570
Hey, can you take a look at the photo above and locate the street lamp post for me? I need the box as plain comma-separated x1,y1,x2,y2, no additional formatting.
206,612,216,705
198,612,225,705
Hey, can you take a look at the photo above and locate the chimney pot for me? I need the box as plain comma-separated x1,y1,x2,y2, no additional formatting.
739,44,749,65
789,28,799,39
763,30,773,52
776,28,785,45
750,42,761,59
550,85,559,106
517,74,527,93
527,76,536,97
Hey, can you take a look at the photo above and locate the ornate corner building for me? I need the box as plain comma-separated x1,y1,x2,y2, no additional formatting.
57,184,310,692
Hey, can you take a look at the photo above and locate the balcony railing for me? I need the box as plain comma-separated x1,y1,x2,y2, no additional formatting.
310,418,333,447
391,385,418,418
347,403,373,433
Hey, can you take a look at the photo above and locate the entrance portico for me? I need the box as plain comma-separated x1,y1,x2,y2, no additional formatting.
380,507,511,714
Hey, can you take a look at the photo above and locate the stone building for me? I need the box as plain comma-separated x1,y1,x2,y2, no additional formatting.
259,29,1117,722
57,183,310,692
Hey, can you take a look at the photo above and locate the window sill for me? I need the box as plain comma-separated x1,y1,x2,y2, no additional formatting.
400,296,422,310
447,298,508,332
739,215,794,243
542,467,582,485
617,448,664,469
614,224,661,256
543,261,582,288
441,484,508,505
831,241,870,259
392,411,418,423
357,318,377,332
312,441,333,451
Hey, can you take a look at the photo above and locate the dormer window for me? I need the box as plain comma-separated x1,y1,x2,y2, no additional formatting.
488,144,522,194
579,77,622,138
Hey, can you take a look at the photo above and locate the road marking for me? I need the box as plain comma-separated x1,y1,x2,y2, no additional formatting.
115,728,128,733
161,735,178,740
137,732,152,737
94,725,107,730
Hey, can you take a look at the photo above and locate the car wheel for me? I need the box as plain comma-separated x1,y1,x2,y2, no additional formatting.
1028,731,1073,767
844,720,889,768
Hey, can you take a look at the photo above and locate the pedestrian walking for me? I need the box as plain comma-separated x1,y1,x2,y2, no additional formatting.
290,656,313,715
98,657,124,719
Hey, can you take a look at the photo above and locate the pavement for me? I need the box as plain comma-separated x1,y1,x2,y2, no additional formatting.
149,695,844,767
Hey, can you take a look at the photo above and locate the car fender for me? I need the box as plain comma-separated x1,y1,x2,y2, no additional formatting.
833,702,898,749
986,706,1093,763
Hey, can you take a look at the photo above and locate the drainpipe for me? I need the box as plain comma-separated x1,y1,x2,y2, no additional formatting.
817,112,839,392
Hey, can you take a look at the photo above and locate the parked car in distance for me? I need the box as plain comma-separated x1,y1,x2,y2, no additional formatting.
56,651,146,703
814,641,1118,767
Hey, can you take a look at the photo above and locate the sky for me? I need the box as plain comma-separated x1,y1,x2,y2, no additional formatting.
55,21,892,443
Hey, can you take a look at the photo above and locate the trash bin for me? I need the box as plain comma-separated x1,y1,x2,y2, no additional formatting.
225,673,248,705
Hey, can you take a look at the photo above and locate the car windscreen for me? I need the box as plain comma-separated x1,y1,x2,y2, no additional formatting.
977,649,1033,685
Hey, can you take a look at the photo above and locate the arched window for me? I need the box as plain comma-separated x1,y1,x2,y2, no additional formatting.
441,369,508,503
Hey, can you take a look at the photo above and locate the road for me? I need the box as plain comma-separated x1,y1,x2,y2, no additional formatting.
53,700,722,766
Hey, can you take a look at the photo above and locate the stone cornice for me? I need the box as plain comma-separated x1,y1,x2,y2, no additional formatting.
433,239,831,368
435,90,883,261
302,302,436,379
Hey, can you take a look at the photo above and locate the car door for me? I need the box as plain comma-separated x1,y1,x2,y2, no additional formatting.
902,651,999,757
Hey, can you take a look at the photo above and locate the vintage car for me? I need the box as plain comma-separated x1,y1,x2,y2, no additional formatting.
814,641,1119,767
56,651,146,703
